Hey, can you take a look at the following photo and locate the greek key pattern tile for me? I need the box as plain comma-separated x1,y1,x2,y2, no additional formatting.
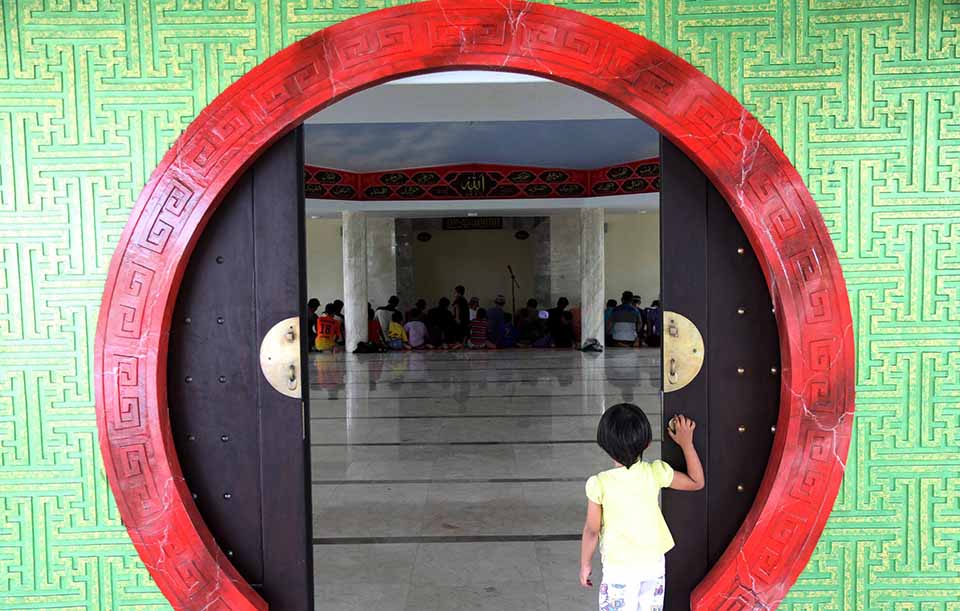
0,2,957,609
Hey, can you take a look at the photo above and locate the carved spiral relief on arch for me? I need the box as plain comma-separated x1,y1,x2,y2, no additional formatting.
94,2,855,609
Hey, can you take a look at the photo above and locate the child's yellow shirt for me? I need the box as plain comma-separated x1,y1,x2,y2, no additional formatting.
386,321,407,342
585,460,675,572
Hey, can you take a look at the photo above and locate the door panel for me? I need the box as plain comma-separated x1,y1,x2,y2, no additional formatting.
168,127,312,610
703,185,781,566
659,139,710,607
660,137,780,609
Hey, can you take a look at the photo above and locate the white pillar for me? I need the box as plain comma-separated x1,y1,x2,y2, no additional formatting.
550,213,581,306
342,211,368,351
580,208,605,347
366,217,397,308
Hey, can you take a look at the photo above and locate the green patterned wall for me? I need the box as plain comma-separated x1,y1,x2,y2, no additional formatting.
1,1,957,609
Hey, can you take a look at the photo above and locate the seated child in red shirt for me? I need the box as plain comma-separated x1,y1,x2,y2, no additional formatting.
467,308,496,349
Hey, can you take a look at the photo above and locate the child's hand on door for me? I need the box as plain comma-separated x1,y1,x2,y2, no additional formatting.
668,414,696,448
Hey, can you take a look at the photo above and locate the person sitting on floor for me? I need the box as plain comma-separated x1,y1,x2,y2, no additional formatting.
644,300,662,347
486,295,507,345
307,298,321,352
518,298,538,321
428,297,461,350
532,310,554,348
553,310,576,348
547,297,570,339
632,294,648,337
404,309,431,350
367,304,385,348
375,295,400,334
499,312,518,349
385,310,410,350
326,299,345,347
611,291,643,347
315,303,342,352
604,298,617,345
467,308,496,349
452,286,469,343
516,300,545,347
407,299,427,322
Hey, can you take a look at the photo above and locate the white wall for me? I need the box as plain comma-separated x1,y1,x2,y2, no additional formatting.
306,218,344,308
604,211,660,307
307,211,660,313
413,227,535,309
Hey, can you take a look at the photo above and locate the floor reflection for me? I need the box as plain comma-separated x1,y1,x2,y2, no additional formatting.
310,348,661,610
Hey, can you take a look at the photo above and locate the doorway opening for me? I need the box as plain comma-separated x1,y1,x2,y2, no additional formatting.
303,72,665,610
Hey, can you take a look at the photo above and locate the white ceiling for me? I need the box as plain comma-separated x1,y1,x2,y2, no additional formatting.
307,71,634,124
303,71,660,218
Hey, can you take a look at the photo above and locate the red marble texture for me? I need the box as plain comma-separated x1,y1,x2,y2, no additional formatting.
93,1,855,609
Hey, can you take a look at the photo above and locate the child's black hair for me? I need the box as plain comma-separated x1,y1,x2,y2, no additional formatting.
476,308,487,320
596,403,652,468
324,303,337,315
391,310,403,323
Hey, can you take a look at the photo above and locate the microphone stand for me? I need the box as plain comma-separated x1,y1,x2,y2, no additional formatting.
507,265,520,318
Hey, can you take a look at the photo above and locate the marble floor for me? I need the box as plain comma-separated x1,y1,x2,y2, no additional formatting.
309,348,661,610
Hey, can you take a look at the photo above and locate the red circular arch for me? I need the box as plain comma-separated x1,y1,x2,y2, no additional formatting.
94,2,855,609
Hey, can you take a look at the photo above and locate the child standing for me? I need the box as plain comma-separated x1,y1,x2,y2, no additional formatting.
580,405,704,610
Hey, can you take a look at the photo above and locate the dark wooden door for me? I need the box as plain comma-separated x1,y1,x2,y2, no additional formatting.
168,127,313,610
660,137,780,609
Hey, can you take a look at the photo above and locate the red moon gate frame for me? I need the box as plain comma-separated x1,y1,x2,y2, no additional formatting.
94,2,855,609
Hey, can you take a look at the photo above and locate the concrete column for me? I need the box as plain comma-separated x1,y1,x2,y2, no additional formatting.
549,213,581,307
342,211,368,351
366,216,397,308
531,217,551,307
580,208,605,347
395,218,416,308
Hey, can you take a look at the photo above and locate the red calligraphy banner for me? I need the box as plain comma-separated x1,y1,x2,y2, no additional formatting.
304,157,660,200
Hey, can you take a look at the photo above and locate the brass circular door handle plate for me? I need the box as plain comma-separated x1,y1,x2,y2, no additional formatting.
259,316,301,398
663,311,705,392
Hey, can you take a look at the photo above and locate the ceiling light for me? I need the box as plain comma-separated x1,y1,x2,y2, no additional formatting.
467,212,479,217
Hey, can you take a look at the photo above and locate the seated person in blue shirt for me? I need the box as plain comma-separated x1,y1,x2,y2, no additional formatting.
610,291,643,347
